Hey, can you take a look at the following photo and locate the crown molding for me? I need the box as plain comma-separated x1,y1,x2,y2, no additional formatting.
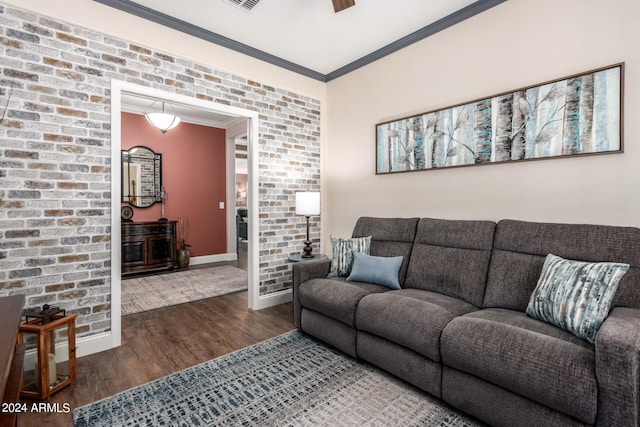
94,0,507,82
326,0,507,81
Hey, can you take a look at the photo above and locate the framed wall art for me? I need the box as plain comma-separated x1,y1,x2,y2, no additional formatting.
376,63,624,175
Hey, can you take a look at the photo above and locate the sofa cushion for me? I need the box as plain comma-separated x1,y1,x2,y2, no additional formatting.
526,253,629,344
441,308,597,424
347,252,403,290
327,235,372,277
356,288,478,362
404,218,496,307
298,278,389,327
484,219,640,311
351,217,419,286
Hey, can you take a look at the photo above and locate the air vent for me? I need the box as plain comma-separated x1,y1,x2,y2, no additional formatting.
223,0,260,11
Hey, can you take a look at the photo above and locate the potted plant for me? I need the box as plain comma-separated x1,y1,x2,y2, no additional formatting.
177,216,191,269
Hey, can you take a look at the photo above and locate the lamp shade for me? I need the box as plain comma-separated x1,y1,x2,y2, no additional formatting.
295,191,320,216
144,101,181,134
145,112,181,133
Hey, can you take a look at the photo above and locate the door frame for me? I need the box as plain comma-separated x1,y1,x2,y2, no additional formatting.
109,80,260,349
225,125,248,259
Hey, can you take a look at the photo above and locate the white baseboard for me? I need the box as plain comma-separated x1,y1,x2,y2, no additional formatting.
190,253,238,265
76,332,113,358
251,289,292,310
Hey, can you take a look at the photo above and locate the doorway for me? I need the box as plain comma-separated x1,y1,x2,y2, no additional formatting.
109,80,260,349
233,135,249,271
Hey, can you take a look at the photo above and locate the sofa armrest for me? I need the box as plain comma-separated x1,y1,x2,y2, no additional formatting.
595,307,640,426
292,259,332,328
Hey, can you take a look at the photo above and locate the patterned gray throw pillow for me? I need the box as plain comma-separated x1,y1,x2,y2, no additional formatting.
526,253,629,344
327,235,372,278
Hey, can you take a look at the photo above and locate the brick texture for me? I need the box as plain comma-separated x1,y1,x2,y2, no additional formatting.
0,3,321,338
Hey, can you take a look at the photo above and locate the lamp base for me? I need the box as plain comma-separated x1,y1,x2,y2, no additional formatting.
301,240,314,258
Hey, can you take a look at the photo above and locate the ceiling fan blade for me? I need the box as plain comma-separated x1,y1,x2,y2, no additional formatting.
332,0,355,13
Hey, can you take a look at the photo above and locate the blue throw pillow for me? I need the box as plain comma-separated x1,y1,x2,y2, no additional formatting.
526,253,629,344
347,252,403,290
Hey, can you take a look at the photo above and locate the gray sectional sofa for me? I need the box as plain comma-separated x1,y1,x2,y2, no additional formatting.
292,217,640,427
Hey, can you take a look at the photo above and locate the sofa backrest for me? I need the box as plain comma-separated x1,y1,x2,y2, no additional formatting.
351,217,419,286
404,218,496,307
483,219,640,311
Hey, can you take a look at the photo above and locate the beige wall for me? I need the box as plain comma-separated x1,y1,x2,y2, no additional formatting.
324,0,640,244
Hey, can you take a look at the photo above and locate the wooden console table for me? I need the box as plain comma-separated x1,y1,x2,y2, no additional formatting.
121,220,177,275
0,295,25,427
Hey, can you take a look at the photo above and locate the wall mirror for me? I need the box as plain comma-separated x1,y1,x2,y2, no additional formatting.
121,146,162,208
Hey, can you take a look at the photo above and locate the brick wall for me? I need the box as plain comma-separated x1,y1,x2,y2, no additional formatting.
0,3,321,337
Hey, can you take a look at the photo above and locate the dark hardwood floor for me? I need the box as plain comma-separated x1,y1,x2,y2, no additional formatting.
18,291,294,427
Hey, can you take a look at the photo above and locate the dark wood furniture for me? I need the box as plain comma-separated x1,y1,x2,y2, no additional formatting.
121,220,177,275
0,295,25,427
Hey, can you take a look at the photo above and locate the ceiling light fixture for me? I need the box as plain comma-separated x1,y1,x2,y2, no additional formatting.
144,101,181,134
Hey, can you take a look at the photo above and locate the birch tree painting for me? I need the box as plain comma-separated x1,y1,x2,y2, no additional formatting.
376,64,623,174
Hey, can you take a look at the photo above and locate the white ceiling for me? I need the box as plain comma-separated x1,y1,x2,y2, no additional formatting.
101,0,503,79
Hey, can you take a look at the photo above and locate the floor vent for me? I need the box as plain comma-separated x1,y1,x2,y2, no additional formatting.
223,0,261,11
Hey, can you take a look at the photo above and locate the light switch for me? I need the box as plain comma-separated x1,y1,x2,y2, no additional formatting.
219,201,225,209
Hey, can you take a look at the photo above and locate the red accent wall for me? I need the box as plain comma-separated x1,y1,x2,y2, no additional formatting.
121,112,227,257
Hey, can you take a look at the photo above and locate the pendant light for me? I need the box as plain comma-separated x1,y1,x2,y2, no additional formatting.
144,100,181,134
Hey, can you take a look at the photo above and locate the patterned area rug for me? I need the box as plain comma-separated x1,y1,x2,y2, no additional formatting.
73,331,483,426
121,265,247,315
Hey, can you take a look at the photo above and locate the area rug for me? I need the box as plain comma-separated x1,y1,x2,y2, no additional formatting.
121,265,247,315
73,330,483,426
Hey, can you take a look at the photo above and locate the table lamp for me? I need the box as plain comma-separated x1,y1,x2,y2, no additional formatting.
295,191,320,258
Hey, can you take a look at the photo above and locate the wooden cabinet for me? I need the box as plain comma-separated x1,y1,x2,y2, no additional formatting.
121,221,177,275
0,295,25,427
